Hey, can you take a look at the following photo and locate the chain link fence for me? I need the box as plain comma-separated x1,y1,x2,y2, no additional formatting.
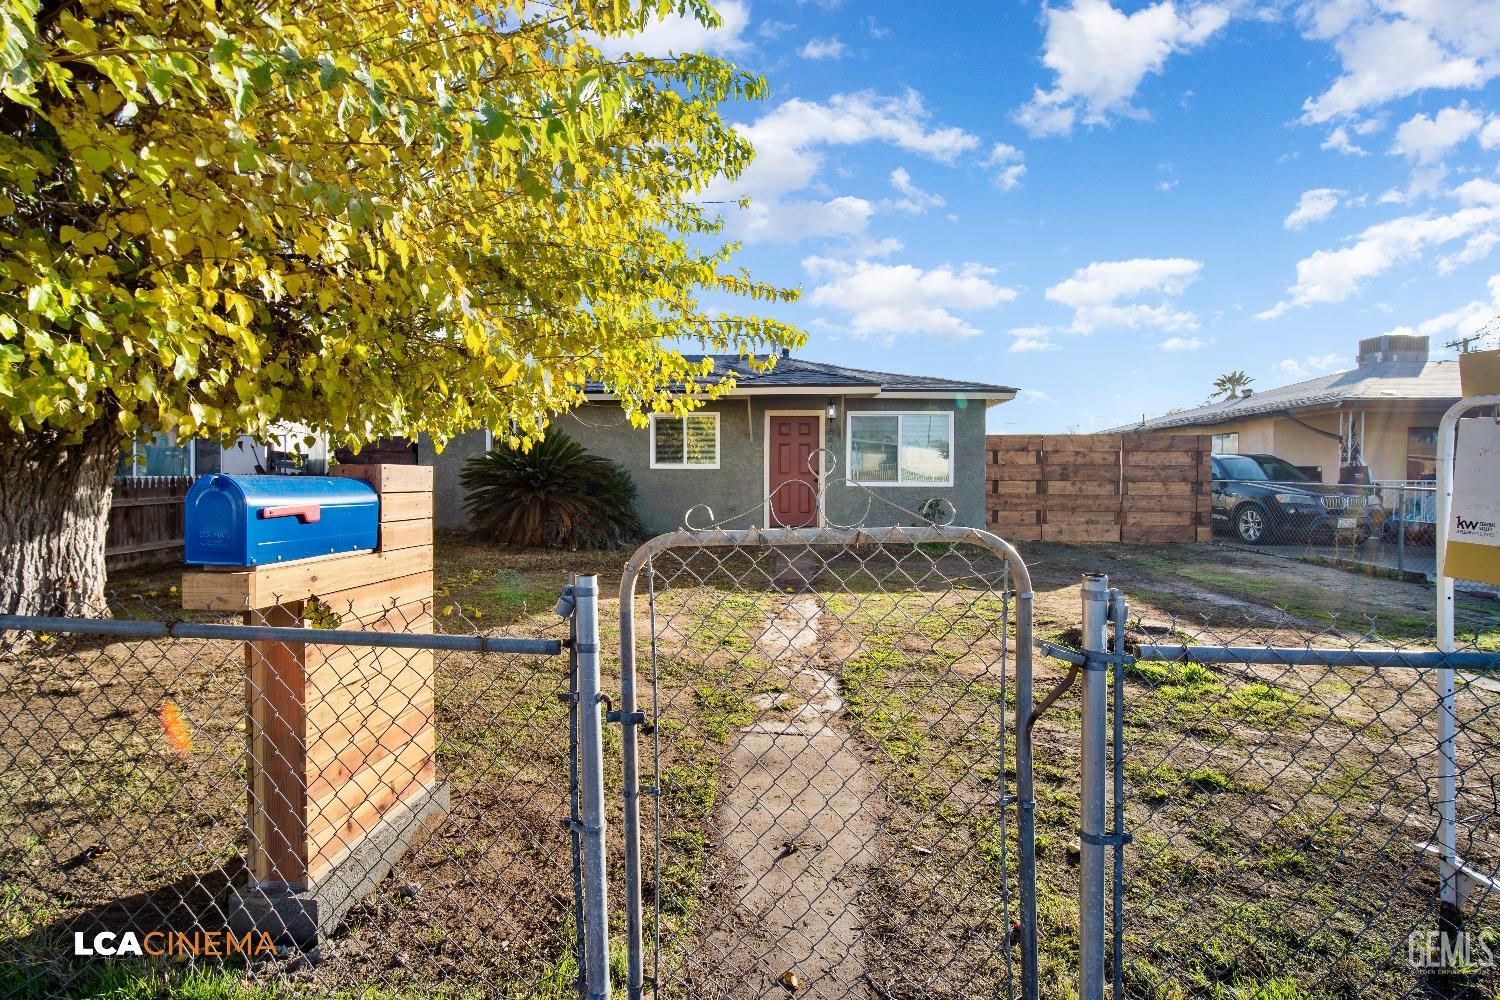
617,527,1036,1000
0,591,579,998
1113,610,1500,999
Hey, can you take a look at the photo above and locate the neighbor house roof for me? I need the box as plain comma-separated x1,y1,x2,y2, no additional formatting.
1107,359,1462,432
582,354,1017,402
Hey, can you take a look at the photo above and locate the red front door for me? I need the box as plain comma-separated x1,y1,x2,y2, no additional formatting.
768,415,821,528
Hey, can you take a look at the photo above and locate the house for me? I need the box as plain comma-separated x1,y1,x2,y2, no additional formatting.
422,353,1017,535
1111,334,1460,484
117,424,330,479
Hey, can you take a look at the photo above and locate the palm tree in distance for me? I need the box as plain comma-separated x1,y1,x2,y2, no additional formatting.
1209,370,1254,402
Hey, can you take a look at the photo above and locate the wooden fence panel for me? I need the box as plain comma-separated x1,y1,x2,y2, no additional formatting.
983,434,1212,544
106,476,193,571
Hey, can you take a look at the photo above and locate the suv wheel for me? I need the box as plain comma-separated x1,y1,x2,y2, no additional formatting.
1234,504,1268,544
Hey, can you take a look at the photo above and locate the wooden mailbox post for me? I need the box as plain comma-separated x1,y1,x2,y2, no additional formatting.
181,464,446,946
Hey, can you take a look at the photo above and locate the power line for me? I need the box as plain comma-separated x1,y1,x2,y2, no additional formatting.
1445,312,1500,354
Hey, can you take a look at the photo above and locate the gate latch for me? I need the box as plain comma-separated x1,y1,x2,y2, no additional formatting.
1080,830,1134,847
606,709,647,725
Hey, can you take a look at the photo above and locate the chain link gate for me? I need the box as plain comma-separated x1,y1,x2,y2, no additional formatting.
615,525,1038,1000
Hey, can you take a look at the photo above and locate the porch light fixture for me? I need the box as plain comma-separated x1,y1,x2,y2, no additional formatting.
826,398,838,421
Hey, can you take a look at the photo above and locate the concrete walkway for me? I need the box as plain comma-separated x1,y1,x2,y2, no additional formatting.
711,596,878,999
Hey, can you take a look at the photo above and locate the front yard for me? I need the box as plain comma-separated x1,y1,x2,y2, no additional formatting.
3,534,1498,998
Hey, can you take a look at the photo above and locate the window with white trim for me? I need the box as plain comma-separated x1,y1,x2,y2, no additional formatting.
650,412,719,469
847,412,953,486
1210,432,1239,454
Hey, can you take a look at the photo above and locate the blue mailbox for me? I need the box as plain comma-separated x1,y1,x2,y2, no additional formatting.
184,475,379,567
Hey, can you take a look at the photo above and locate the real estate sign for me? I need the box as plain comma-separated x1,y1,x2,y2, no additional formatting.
1446,417,1500,587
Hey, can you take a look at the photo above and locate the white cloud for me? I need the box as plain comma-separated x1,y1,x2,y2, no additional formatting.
1298,1,1500,123
592,0,751,57
1160,336,1206,350
1275,352,1348,380
1378,273,1500,343
707,90,979,246
1482,118,1500,149
1321,125,1369,155
885,168,945,214
804,257,1018,342
985,143,1028,191
736,196,874,243
1259,199,1500,318
1016,0,1231,136
1045,257,1204,333
1008,327,1063,353
1020,388,1052,403
1391,105,1485,162
759,19,795,38
798,37,848,59
720,91,976,201
1284,187,1345,229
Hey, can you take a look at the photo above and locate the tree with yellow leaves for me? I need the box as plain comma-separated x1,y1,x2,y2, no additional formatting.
0,0,800,614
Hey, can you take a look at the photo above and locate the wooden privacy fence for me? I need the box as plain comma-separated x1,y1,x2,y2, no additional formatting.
985,433,1212,543
106,476,193,571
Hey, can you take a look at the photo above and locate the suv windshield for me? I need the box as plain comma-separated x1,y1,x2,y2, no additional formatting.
1216,455,1313,482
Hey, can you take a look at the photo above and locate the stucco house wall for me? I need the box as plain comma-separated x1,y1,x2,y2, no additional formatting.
1197,401,1451,485
421,395,988,535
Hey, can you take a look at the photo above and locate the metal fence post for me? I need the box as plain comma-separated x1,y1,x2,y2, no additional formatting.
1014,587,1039,1000
1108,587,1128,1000
1079,574,1110,1000
574,575,612,1000
1396,483,1407,577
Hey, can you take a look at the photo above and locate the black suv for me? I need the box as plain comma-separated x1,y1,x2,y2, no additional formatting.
1210,454,1367,544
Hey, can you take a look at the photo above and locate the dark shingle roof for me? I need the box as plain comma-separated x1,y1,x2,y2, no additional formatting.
582,354,1016,397
1105,359,1461,432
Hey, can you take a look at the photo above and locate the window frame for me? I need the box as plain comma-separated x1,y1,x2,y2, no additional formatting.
845,410,955,488
1210,432,1239,454
648,411,721,470
117,429,196,480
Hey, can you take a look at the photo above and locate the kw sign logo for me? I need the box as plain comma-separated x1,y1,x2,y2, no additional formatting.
1455,514,1497,538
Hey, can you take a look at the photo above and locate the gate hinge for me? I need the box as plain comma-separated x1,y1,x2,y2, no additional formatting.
1080,830,1133,847
561,818,602,836
607,709,647,725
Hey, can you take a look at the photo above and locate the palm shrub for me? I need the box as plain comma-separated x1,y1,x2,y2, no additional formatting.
461,433,642,549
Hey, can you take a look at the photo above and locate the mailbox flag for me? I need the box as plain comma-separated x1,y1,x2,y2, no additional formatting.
1445,418,1500,587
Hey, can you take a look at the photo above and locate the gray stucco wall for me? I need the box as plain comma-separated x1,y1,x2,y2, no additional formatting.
424,396,988,536
416,429,488,531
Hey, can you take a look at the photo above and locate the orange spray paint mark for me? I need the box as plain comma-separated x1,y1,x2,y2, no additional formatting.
159,700,193,756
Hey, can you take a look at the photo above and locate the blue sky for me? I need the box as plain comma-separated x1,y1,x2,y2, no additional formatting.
600,0,1500,433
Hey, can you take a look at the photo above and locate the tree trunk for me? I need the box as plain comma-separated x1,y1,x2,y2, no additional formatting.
0,422,118,617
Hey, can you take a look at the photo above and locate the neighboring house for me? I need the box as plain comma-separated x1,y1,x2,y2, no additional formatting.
422,353,1017,535
116,425,330,479
1111,335,1460,485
